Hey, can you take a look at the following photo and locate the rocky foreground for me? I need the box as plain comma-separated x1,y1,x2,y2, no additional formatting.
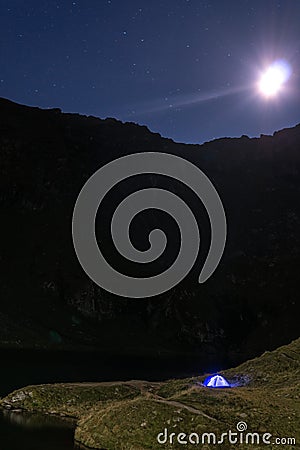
1,338,300,449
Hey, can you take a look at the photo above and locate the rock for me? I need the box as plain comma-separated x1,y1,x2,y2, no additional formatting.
0,97,300,368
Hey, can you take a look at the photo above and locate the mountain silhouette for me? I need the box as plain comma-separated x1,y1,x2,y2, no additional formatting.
0,97,299,370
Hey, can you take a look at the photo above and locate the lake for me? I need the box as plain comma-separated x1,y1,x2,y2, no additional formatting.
0,347,224,397
0,409,79,450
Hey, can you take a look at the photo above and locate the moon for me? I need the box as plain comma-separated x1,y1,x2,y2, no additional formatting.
258,60,291,98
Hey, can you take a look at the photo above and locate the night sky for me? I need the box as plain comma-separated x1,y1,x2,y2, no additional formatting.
1,0,299,143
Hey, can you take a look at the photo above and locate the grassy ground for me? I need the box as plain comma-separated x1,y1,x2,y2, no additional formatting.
1,338,299,449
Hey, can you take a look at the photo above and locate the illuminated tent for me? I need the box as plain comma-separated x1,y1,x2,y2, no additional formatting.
203,374,230,388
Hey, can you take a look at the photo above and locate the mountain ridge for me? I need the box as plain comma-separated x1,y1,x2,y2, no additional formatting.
0,96,299,372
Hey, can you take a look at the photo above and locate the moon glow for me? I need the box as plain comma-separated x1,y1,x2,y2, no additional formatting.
258,60,291,98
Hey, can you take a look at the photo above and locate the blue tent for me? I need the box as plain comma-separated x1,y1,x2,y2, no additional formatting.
203,374,230,388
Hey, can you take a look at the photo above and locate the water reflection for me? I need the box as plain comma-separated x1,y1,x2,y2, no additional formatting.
0,409,86,450
2,409,75,428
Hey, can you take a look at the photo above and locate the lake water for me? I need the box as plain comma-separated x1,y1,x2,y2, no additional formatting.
0,409,79,450
0,348,225,397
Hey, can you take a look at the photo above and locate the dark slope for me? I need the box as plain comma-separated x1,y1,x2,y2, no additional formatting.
0,97,299,369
